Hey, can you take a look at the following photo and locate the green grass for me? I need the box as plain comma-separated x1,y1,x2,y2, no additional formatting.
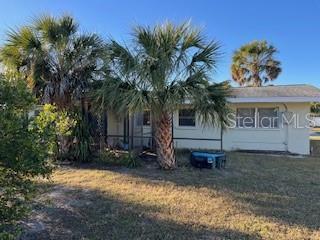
22,152,320,240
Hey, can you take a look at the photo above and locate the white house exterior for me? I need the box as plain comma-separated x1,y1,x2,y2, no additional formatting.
105,85,320,155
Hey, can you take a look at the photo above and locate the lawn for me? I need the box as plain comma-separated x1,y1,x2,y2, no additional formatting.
21,152,320,240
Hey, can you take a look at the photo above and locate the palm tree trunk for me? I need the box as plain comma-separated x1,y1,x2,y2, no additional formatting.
155,112,176,169
97,113,104,153
252,71,262,87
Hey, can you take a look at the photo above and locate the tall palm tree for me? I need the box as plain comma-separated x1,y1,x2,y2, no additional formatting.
94,22,230,169
0,15,105,109
231,40,281,87
311,103,320,114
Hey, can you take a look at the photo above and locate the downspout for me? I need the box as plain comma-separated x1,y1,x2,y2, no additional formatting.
282,103,289,152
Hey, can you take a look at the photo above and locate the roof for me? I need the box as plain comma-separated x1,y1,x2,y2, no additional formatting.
227,84,320,103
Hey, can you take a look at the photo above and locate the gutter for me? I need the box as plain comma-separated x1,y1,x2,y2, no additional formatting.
227,96,320,103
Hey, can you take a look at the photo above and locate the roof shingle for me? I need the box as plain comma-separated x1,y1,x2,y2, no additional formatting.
230,84,320,98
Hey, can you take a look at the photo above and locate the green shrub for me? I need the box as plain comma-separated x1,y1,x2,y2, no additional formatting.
98,150,140,168
122,152,140,168
311,103,320,114
30,104,76,159
71,113,93,162
0,80,55,238
31,104,93,163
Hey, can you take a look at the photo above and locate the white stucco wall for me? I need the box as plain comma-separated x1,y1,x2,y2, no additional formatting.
171,102,311,155
286,103,311,154
222,102,311,155
172,113,221,150
108,102,311,155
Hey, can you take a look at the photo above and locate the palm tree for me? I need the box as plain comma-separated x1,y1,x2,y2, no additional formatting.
0,15,105,110
231,40,281,87
0,15,106,159
311,103,320,114
94,22,230,169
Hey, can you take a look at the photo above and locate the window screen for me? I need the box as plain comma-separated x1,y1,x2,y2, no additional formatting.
179,109,196,126
258,108,279,128
236,108,255,128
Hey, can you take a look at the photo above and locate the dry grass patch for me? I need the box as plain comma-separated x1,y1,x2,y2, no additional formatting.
21,152,320,240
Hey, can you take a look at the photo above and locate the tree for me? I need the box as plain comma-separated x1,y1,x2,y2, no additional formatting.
0,15,105,110
231,40,281,87
311,103,320,114
94,22,230,169
0,15,106,160
0,78,55,239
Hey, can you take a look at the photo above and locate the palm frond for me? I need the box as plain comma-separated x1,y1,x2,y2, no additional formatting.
94,21,230,128
108,40,136,74
231,40,281,86
1,15,105,109
189,41,221,71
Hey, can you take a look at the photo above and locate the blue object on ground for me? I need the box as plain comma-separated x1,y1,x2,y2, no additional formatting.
190,151,226,169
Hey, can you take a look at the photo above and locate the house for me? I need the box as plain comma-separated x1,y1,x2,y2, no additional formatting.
105,84,320,155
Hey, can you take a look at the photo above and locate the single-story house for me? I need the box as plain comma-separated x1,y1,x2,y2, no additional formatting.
104,84,320,155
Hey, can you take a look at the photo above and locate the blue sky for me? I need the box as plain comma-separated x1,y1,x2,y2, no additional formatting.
0,0,319,87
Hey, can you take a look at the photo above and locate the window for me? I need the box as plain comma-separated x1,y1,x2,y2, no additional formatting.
143,111,150,126
236,108,255,128
236,107,279,129
258,108,279,128
179,109,195,126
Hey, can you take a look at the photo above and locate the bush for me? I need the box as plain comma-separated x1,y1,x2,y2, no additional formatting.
30,104,76,159
0,80,55,238
71,113,93,162
31,104,94,163
311,103,320,114
98,150,140,168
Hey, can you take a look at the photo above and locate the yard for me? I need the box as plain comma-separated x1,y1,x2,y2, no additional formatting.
21,152,320,240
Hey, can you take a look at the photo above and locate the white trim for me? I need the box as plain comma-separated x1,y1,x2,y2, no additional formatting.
227,97,320,103
232,128,281,131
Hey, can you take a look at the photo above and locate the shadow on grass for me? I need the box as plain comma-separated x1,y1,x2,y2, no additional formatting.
21,182,262,240
78,152,320,232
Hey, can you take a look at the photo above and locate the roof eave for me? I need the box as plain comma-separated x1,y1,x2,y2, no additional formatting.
227,97,320,103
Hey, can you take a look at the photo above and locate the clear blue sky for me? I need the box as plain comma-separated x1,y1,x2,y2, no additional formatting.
0,0,319,87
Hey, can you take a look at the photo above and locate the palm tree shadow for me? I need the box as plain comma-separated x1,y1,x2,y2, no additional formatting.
21,183,262,240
